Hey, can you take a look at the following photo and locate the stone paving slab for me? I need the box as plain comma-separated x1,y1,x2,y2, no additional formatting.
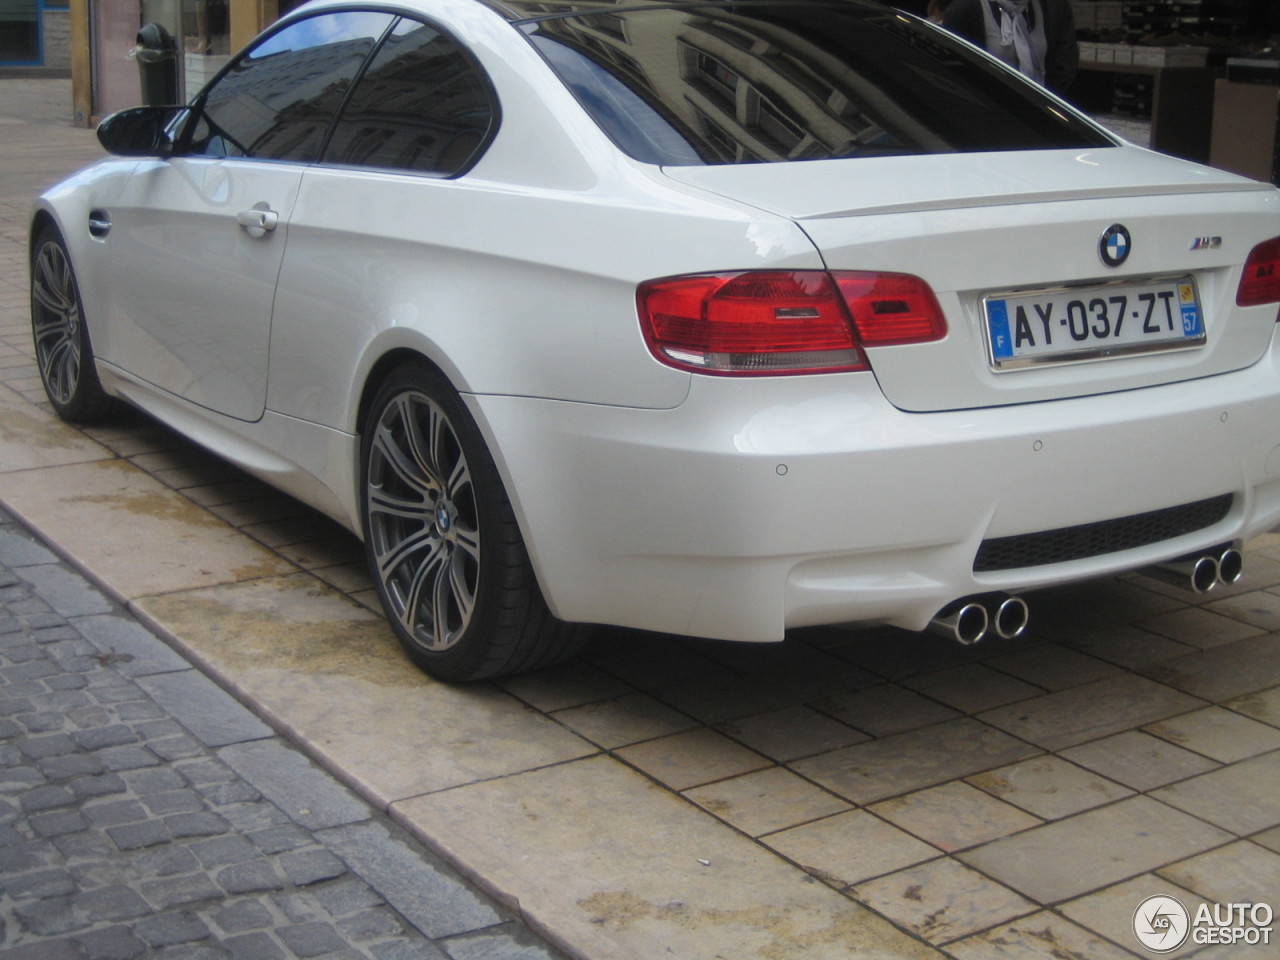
0,459,298,601
395,755,942,960
1061,875,1206,960
1150,751,1280,836
4,78,1280,960
131,575,597,804
976,673,1206,751
956,796,1234,904
1057,729,1221,793
789,717,1041,805
867,781,1041,854
964,755,1134,820
849,857,1038,946
946,911,1139,960
1159,840,1280,908
0,383,114,471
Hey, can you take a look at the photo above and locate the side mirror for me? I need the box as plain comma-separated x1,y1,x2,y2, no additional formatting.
96,106,183,157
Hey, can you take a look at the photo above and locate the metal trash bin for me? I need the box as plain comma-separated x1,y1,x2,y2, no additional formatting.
133,23,178,106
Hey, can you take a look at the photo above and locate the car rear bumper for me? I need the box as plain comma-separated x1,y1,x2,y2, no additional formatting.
469,340,1280,641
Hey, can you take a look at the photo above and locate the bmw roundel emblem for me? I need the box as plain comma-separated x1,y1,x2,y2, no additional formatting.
1100,224,1131,267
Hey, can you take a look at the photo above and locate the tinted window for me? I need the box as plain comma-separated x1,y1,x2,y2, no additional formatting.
185,12,395,161
516,0,1111,165
324,18,495,175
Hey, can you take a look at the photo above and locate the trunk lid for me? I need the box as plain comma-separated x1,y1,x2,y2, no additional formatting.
664,147,1280,412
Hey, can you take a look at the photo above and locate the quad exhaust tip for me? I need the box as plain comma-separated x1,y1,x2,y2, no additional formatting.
1218,547,1244,585
929,593,1029,646
931,601,988,646
930,547,1243,647
1143,546,1244,594
989,594,1030,640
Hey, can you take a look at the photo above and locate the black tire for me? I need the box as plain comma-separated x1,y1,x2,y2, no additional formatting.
360,363,588,681
30,225,117,423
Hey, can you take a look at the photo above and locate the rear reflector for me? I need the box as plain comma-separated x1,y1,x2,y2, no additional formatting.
1237,236,1280,308
638,269,945,376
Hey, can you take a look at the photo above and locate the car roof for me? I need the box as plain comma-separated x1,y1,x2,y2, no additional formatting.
485,0,887,22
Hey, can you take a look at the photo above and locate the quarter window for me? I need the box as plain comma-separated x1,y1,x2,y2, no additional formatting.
184,12,395,162
324,18,495,175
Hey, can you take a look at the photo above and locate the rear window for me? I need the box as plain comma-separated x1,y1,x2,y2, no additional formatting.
513,0,1111,165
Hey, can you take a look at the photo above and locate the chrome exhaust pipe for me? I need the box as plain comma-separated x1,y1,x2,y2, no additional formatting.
1143,554,1220,594
1217,547,1244,586
987,594,1030,640
929,601,988,646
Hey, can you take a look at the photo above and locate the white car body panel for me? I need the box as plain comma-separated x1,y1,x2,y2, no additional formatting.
99,157,302,422
662,145,1265,220
813,188,1280,412
95,362,359,525
667,150,1280,412
473,344,1280,638
266,163,814,425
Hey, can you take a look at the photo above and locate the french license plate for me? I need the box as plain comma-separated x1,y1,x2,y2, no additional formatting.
985,276,1204,370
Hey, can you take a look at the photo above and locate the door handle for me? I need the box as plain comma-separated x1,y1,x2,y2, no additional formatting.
89,209,112,238
236,204,279,238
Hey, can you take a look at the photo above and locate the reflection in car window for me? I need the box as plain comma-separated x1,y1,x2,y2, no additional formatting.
514,0,1112,166
324,18,495,175
531,33,702,165
185,12,395,162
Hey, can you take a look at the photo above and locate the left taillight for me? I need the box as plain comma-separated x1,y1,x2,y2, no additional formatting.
637,269,945,376
1237,236,1280,309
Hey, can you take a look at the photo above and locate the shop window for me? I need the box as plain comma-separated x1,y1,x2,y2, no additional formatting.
181,0,228,55
0,0,39,64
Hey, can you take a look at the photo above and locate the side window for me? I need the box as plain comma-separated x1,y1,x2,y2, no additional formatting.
185,11,396,162
323,18,495,176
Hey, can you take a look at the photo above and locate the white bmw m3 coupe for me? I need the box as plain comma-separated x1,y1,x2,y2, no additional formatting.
30,0,1280,679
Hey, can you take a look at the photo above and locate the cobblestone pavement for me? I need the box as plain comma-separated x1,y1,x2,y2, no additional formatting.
0,508,565,960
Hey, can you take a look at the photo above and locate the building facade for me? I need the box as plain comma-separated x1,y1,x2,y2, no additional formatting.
67,0,302,125
0,1,72,70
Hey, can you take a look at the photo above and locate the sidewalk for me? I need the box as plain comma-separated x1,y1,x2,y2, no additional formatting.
3,78,1280,960
0,508,562,960
0,79,566,960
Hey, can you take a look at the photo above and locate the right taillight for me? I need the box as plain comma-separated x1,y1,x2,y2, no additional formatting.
637,269,945,376
1237,236,1280,308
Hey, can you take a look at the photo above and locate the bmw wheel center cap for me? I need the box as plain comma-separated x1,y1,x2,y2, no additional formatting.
1100,224,1131,267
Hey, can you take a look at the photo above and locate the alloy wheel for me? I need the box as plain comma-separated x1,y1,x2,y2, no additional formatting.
365,389,480,652
31,238,83,407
